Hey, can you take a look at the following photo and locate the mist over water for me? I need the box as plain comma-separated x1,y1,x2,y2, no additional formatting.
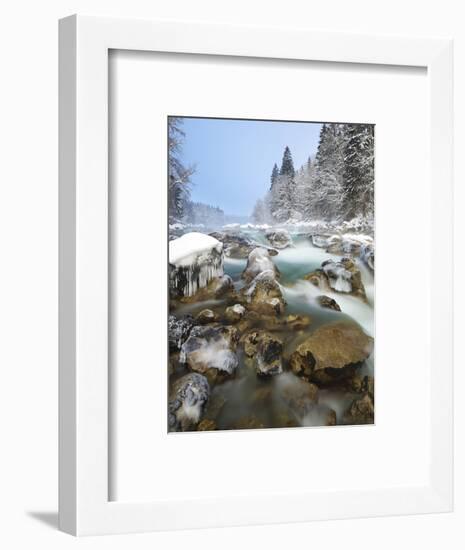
215,228,375,429
169,224,374,431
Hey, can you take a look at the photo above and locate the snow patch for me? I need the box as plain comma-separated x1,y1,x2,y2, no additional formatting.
169,232,224,297
180,335,238,374
169,232,223,266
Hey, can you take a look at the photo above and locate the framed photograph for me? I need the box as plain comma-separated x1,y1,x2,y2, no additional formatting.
59,15,453,535
167,116,375,433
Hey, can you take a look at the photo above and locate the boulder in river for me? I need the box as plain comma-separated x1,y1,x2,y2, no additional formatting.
168,373,210,431
168,314,194,351
324,234,375,271
211,274,235,298
311,234,331,248
316,295,341,312
209,231,255,259
289,322,373,386
197,419,217,431
342,393,374,425
241,270,286,315
256,313,311,332
362,375,374,400
265,228,292,249
224,303,246,323
176,273,237,305
305,258,367,301
241,247,280,283
360,243,375,270
180,324,240,377
241,330,283,376
195,309,219,325
169,232,224,298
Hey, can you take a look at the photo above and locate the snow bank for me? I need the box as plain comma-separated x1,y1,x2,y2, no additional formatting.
222,223,241,230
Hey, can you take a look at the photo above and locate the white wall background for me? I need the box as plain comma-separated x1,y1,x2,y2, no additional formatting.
0,1,462,548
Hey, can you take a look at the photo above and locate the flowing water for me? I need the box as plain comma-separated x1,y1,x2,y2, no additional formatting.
171,227,374,429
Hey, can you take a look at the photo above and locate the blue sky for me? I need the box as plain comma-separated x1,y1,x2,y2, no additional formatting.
179,117,322,217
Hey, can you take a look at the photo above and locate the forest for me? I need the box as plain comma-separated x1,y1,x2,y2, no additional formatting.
252,123,374,227
169,117,374,230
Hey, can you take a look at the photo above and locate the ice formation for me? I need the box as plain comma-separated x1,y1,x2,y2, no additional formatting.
169,232,224,297
322,261,353,293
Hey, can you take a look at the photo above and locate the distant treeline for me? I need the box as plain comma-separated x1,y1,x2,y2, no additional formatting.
252,123,374,224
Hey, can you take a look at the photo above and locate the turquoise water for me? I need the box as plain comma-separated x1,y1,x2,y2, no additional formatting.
172,228,374,429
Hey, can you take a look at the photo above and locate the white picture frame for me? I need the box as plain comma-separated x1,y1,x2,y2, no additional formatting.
59,14,453,536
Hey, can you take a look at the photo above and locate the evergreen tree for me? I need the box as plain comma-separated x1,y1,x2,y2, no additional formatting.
280,146,295,178
168,117,195,219
260,123,373,225
294,159,314,217
310,124,345,220
341,124,374,221
270,163,279,188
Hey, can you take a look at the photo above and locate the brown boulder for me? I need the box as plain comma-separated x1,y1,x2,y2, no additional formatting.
234,416,265,430
289,322,373,385
305,259,367,301
195,309,218,324
241,271,286,316
343,393,374,425
241,247,280,283
241,330,283,376
197,419,217,431
224,304,246,323
316,295,341,312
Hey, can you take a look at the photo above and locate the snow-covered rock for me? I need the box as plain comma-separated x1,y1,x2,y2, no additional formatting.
168,314,194,351
304,258,366,300
360,243,375,270
322,260,353,293
241,270,286,315
168,373,210,431
209,231,255,259
195,309,219,325
265,229,292,249
311,234,331,248
169,232,224,297
180,325,239,376
322,258,366,299
241,330,283,376
225,304,246,323
241,247,280,283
